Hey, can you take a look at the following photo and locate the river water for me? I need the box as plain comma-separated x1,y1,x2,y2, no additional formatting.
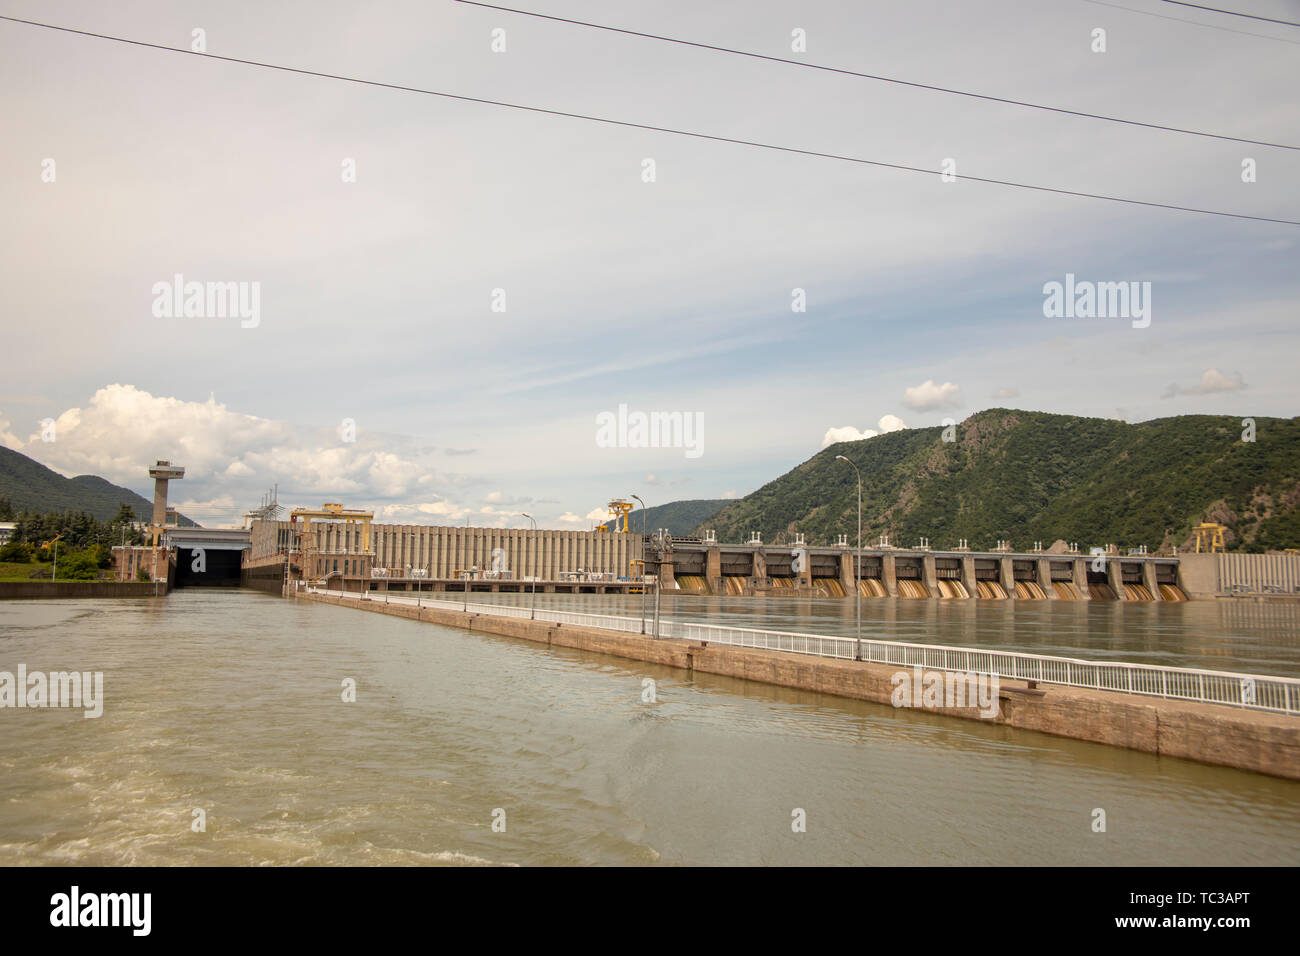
1,589,1297,866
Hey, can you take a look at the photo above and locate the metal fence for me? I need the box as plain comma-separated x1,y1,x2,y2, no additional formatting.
312,587,1300,716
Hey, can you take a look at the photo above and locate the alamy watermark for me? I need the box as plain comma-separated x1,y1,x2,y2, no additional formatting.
151,273,260,328
891,666,999,719
596,403,704,459
1,665,103,718
50,886,150,935
1042,273,1150,328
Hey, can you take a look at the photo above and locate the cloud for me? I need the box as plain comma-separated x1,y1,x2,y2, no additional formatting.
373,500,470,523
483,491,533,505
820,415,908,449
11,385,482,523
0,414,24,450
720,490,737,499
556,512,583,524
902,380,962,411
644,473,661,485
173,495,241,526
1162,369,1247,398
992,386,1019,399
444,448,476,456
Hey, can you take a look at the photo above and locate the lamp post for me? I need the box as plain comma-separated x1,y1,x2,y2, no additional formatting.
51,534,63,583
410,532,418,606
631,494,647,634
836,455,863,661
521,513,537,620
463,514,470,612
652,528,667,639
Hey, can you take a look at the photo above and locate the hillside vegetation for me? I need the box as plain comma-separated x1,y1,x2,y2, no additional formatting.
696,410,1300,553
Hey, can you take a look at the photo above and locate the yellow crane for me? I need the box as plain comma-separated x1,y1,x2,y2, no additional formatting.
1192,522,1226,553
605,498,633,533
289,503,374,552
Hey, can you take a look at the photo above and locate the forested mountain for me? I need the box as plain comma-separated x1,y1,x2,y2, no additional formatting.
696,410,1300,553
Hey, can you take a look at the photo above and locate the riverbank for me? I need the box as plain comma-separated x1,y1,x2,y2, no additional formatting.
301,589,1300,781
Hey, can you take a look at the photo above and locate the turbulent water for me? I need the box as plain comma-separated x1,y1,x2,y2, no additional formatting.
1,590,1297,866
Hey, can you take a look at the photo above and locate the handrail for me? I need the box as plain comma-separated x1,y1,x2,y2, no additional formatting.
309,588,1300,715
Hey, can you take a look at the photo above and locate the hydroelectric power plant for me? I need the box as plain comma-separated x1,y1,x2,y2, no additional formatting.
228,507,1300,604
108,462,1294,604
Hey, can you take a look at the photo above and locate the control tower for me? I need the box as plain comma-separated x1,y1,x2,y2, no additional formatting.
148,460,185,529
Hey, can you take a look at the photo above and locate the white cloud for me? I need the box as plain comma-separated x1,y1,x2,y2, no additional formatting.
822,425,875,447
992,386,1019,400
820,415,908,449
0,414,24,450
556,512,583,524
720,489,737,499
644,473,661,485
373,501,471,523
902,380,962,411
8,385,485,522
1162,369,1247,398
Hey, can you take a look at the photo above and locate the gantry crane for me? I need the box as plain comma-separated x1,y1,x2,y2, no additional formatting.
606,498,634,533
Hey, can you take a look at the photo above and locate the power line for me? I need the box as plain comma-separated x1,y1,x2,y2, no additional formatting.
1080,0,1300,44
455,0,1299,151
2,13,1297,226
1158,1,1300,27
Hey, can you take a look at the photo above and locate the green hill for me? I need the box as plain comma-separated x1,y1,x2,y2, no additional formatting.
0,446,196,525
600,498,731,537
695,410,1300,553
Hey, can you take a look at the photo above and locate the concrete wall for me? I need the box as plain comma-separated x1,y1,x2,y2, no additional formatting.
1179,552,1300,598
240,560,285,595
301,590,1300,781
249,520,643,581
1218,552,1300,594
0,582,164,600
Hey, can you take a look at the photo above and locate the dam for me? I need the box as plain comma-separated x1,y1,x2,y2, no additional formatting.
237,513,1207,602
108,464,1295,605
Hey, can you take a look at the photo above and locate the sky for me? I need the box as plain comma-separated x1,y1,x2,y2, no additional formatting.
1,0,1298,528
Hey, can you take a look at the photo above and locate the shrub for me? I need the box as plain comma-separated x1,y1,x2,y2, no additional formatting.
58,550,102,581
0,541,32,562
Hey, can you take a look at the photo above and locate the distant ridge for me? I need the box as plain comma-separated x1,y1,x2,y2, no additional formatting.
0,446,197,525
696,410,1300,553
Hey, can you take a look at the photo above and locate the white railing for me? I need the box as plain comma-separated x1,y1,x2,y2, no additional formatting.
308,588,1300,715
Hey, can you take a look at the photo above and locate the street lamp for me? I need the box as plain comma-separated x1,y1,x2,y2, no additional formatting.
521,513,537,620
462,515,471,612
651,528,668,639
836,455,863,661
630,494,647,634
50,533,63,583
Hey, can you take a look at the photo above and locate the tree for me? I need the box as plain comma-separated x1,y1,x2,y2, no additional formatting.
0,541,31,562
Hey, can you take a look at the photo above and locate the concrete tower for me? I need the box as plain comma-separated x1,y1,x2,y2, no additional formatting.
148,460,185,529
